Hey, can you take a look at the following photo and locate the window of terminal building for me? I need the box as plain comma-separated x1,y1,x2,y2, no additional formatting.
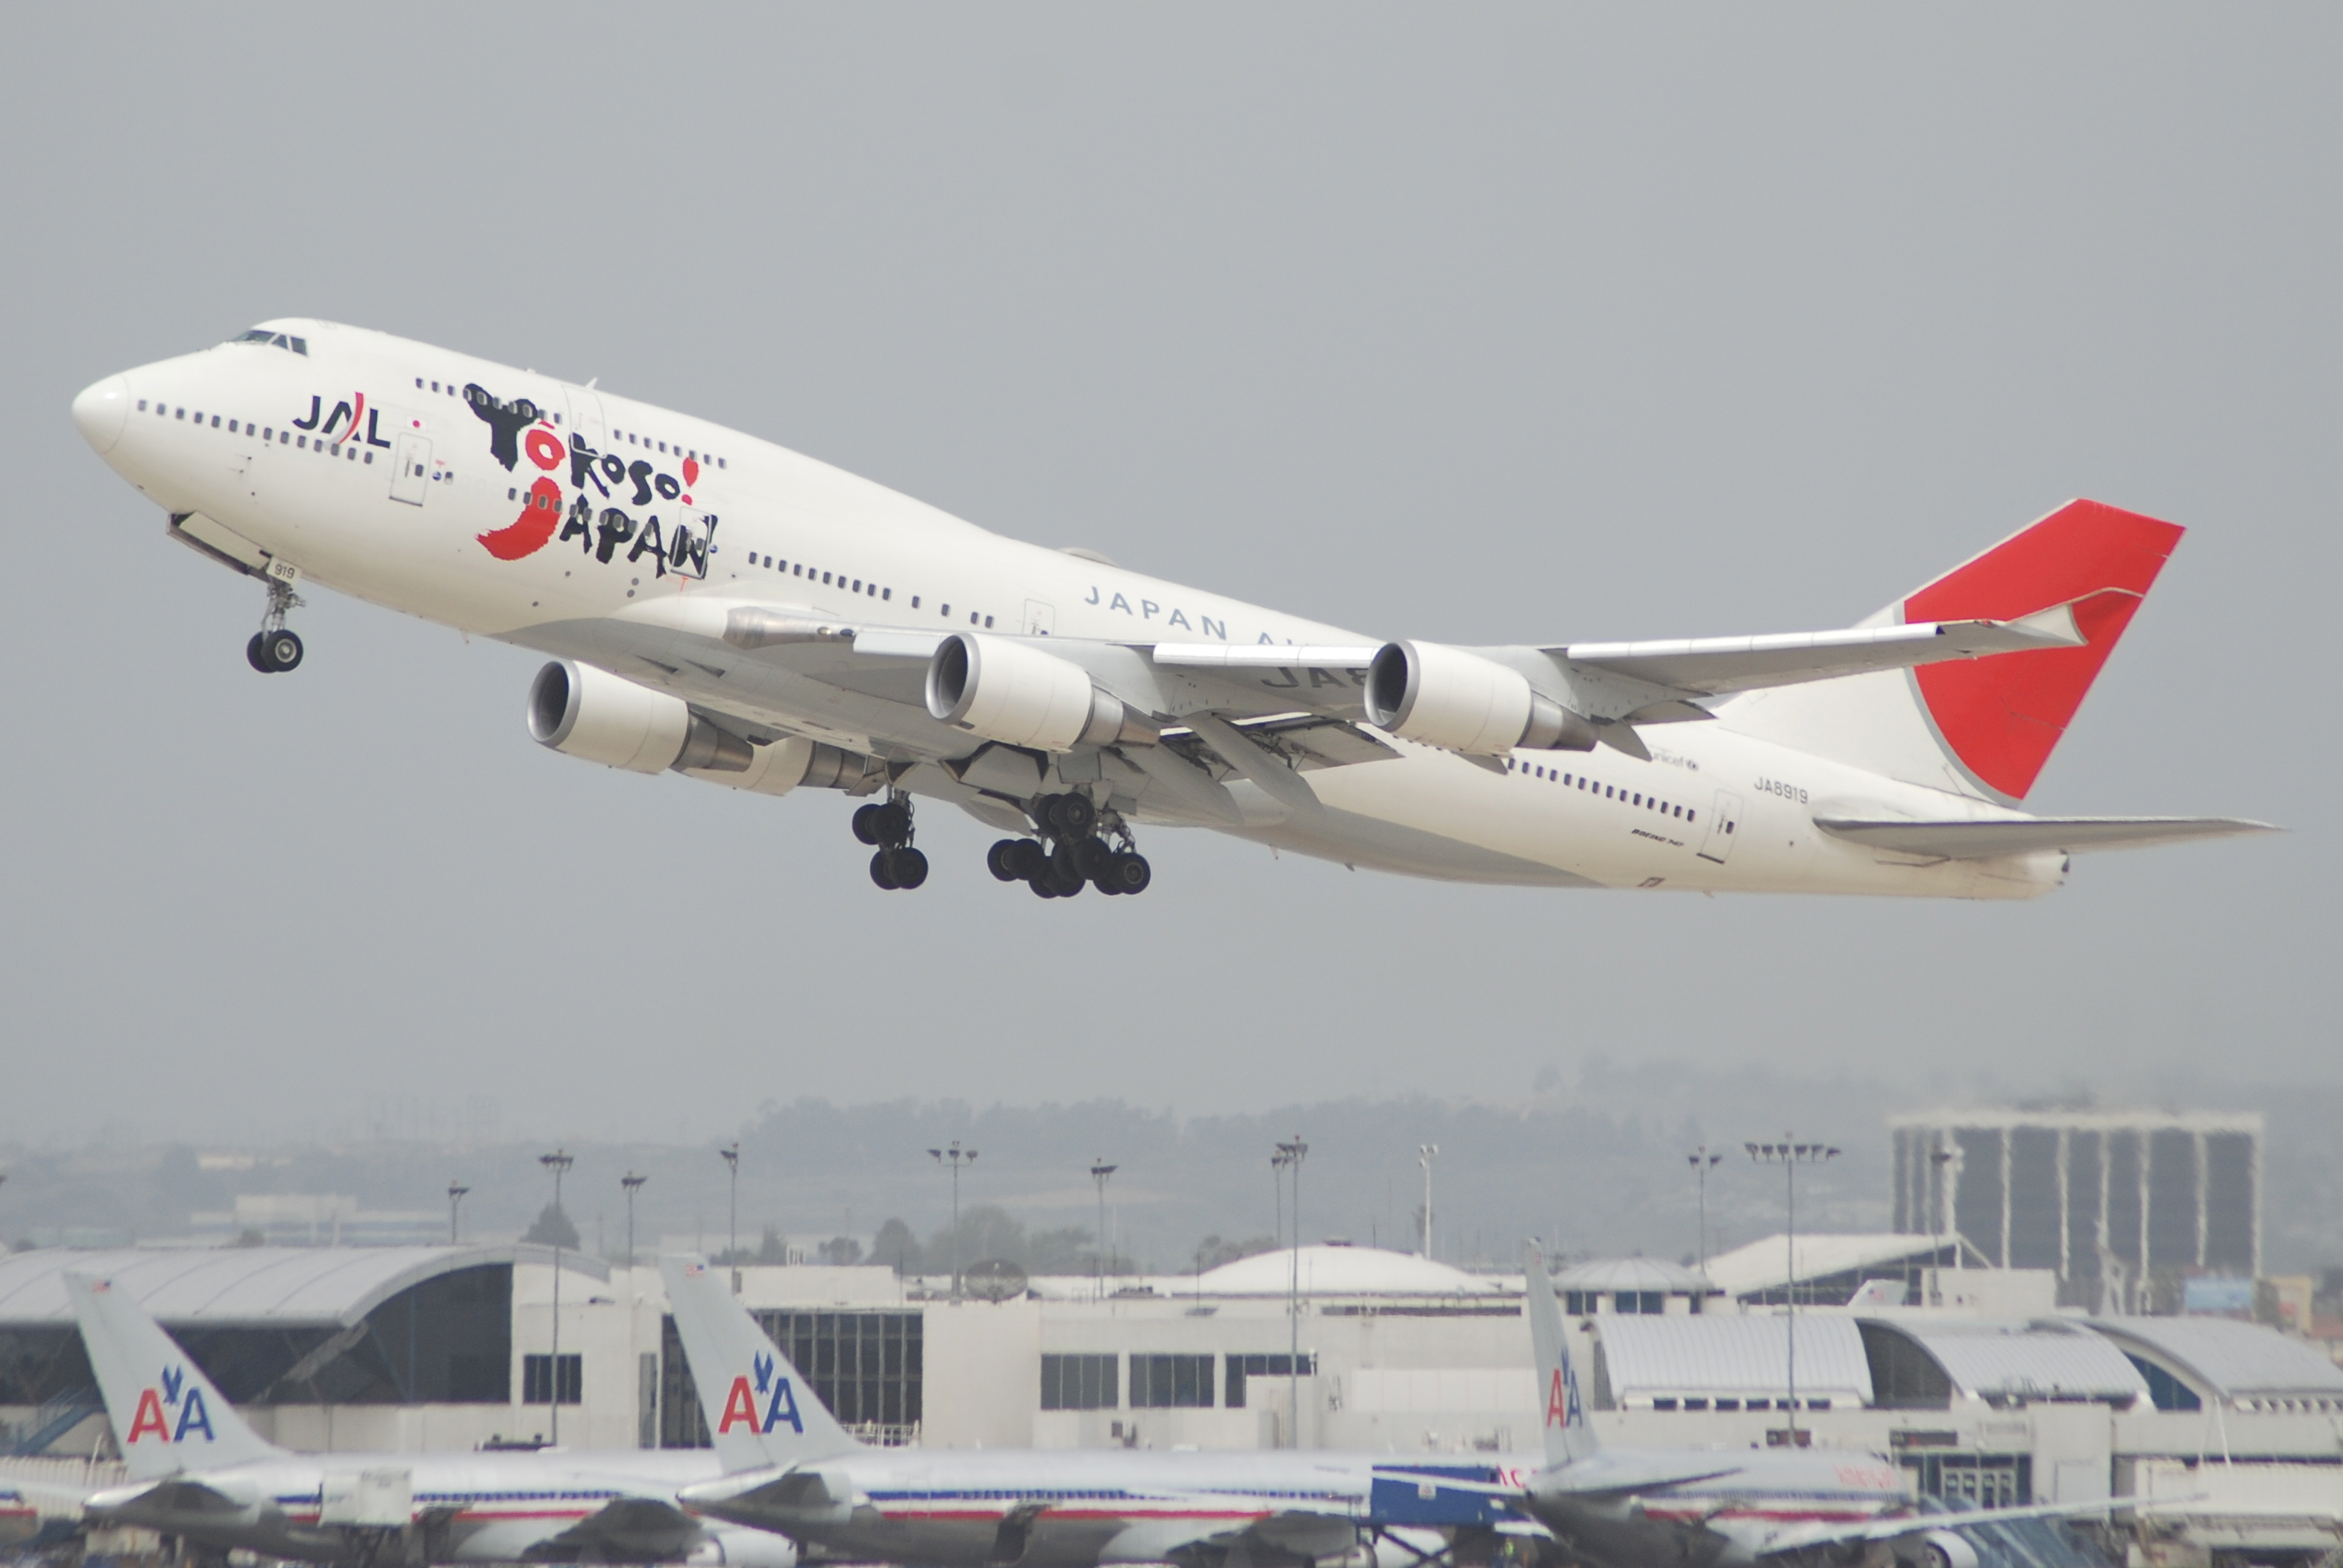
1223,1352,1314,1408
522,1353,582,1404
1041,1353,1119,1411
659,1310,922,1447
1615,1292,1665,1314
1130,1353,1213,1408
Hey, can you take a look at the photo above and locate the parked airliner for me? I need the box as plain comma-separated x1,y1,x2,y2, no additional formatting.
661,1258,1516,1568
1513,1245,2110,1568
70,322,2268,898
66,1275,791,1567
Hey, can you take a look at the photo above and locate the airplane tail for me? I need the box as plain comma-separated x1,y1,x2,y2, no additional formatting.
1521,1243,1598,1468
659,1258,863,1472
1718,499,2184,802
66,1274,282,1480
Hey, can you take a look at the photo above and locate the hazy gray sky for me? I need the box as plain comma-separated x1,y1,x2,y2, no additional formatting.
3,5,2332,1146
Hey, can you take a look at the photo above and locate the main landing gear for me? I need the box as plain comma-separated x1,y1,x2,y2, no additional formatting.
853,794,929,890
989,792,1152,899
245,576,304,673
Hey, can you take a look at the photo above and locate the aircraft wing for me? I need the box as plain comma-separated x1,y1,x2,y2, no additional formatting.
521,1495,706,1561
1752,1497,2137,1558
1102,1503,1363,1567
1529,1456,1750,1498
1815,816,2278,859
1546,607,2085,700
87,1476,257,1518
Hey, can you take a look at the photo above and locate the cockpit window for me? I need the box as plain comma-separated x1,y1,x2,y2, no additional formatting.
230,329,308,356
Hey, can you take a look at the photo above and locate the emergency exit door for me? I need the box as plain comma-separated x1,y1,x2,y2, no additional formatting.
390,434,431,505
1696,791,1742,864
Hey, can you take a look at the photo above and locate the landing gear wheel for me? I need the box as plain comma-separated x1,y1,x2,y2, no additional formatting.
887,847,929,889
870,802,913,846
246,632,270,673
1029,876,1059,898
1044,792,1097,838
987,840,1024,882
869,850,900,890
1101,852,1152,895
1073,836,1116,879
256,629,303,672
1006,839,1047,880
852,804,885,845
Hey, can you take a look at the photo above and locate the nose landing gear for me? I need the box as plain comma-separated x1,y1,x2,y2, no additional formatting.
246,576,305,673
990,793,1152,899
854,794,928,890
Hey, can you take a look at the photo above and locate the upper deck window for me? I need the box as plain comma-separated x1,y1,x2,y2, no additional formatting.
230,329,307,356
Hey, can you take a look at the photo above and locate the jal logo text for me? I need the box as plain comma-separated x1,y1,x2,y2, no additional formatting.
716,1352,804,1435
125,1363,216,1445
292,392,392,450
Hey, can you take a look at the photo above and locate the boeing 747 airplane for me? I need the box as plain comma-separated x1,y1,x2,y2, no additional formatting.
70,322,2268,899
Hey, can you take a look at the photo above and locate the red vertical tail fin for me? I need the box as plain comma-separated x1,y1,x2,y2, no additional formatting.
1721,500,2183,801
1898,500,2182,799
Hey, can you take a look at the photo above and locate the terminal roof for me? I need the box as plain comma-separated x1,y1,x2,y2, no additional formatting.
0,1245,604,1327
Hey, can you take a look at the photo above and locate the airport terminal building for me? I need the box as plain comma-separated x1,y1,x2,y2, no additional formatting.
6,1240,2343,1561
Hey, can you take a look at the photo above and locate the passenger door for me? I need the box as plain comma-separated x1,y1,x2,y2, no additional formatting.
1696,791,1742,865
1023,600,1056,637
390,433,431,505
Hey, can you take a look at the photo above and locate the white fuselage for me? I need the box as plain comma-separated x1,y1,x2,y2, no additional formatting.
1527,1448,1915,1568
684,1447,1510,1568
85,1448,788,1566
74,320,2064,898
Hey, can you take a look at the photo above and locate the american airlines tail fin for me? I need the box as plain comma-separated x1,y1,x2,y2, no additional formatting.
1521,1243,1598,1468
659,1258,862,1472
1719,499,2184,802
66,1274,281,1481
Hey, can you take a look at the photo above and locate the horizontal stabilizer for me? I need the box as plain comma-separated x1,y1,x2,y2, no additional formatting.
1816,816,2277,860
1552,613,2082,699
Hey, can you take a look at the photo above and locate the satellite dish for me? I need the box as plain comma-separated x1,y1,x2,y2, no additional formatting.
964,1259,1028,1302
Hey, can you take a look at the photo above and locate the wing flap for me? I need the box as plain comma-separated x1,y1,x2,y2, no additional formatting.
1816,816,2278,860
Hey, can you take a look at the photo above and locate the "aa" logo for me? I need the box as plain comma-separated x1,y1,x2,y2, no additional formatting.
716,1351,804,1436
125,1364,215,1445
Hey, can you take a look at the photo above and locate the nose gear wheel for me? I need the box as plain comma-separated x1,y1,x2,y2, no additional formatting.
855,793,927,890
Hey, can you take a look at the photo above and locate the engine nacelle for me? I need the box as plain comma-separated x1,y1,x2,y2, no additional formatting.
1915,1531,1981,1568
528,661,880,793
1364,640,1596,755
925,633,1155,751
689,1525,800,1568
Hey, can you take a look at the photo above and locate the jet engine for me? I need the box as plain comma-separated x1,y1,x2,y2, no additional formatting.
1913,1531,1981,1568
925,633,1156,751
527,660,880,794
1364,640,1597,755
689,1526,800,1568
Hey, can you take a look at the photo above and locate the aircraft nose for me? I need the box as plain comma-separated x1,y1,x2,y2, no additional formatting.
73,373,131,455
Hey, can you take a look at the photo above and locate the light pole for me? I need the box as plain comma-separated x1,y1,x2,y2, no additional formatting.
1746,1137,1837,1448
621,1172,647,1269
538,1149,574,1445
1686,1148,1722,1272
1929,1142,1956,1305
720,1143,740,1292
928,1142,977,1300
1089,1159,1118,1302
1273,1136,1307,1448
1417,1144,1439,1259
447,1182,469,1245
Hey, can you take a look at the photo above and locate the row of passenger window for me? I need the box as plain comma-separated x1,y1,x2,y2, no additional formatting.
1508,756,1699,826
732,549,996,629
412,381,727,473
612,425,727,470
138,400,379,464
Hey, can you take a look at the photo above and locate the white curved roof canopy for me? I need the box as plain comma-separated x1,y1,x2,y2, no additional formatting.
0,1245,599,1327
2091,1316,2343,1403
1593,1313,1872,1406
1875,1318,2149,1404
1194,1245,1501,1297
